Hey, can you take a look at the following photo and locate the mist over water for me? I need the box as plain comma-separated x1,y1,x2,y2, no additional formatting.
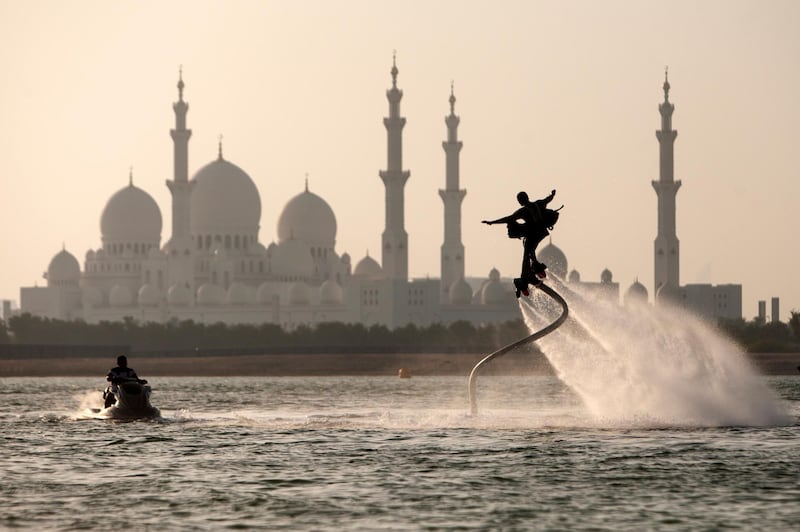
521,280,790,427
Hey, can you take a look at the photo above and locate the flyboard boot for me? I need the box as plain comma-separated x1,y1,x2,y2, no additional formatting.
513,275,542,298
533,261,548,279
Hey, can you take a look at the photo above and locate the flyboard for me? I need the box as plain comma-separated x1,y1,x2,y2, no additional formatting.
468,281,569,415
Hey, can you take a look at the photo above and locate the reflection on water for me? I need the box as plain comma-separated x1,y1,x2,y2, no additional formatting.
1,376,798,530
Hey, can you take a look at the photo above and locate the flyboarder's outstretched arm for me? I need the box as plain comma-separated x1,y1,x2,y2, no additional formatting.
482,206,526,225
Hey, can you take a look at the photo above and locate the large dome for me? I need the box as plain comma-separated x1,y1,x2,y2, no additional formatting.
47,248,80,286
101,181,162,244
538,241,568,279
190,156,261,235
277,184,336,248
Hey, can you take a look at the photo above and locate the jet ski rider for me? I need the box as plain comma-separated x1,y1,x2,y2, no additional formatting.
103,355,146,408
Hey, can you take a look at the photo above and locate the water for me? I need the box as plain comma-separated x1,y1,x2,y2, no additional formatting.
1,375,798,530
2,288,799,530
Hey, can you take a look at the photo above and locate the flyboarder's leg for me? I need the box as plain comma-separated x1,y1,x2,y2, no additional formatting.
528,234,547,279
533,260,547,279
513,277,529,298
515,238,535,297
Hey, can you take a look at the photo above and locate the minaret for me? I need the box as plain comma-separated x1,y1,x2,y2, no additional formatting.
165,68,196,292
439,82,466,302
166,68,194,245
652,68,681,297
379,53,410,281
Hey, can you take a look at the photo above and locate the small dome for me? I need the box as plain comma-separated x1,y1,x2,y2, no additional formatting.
277,184,337,248
256,282,274,305
568,269,581,283
226,282,252,305
539,241,568,279
101,182,162,244
320,279,343,305
47,248,80,286
272,239,314,278
353,253,382,278
601,268,613,283
196,283,225,305
288,281,311,305
190,157,261,235
167,283,191,306
85,250,96,261
449,278,473,305
481,278,507,305
137,284,160,307
82,285,104,307
625,279,649,305
109,284,133,307
488,267,500,282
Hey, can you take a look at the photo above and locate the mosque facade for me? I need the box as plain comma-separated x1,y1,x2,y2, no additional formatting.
21,61,529,329
20,63,733,328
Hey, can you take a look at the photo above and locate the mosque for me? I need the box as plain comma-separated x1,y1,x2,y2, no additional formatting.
19,61,740,328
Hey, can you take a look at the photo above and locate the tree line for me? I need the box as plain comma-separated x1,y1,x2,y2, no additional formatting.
0,311,798,355
0,313,530,355
718,311,800,353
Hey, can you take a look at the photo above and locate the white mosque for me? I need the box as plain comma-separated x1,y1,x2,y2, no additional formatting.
19,62,739,328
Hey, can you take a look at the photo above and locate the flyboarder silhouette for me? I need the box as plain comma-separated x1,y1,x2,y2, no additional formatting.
482,189,560,297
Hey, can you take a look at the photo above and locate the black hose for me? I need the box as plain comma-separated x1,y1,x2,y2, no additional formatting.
468,283,569,415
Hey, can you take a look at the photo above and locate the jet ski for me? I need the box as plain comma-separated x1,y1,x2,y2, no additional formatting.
96,378,160,420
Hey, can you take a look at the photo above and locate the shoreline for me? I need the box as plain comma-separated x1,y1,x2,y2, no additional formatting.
0,351,554,377
1,352,798,377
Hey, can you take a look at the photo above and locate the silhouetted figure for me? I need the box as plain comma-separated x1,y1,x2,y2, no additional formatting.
103,355,144,408
482,189,558,296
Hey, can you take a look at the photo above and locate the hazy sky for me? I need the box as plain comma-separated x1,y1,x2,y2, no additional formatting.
1,0,798,320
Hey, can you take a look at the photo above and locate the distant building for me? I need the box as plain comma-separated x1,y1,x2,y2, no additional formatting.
20,60,522,329
651,70,742,321
18,66,743,327
680,284,742,321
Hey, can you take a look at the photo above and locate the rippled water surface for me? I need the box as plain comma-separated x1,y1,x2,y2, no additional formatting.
1,376,798,530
